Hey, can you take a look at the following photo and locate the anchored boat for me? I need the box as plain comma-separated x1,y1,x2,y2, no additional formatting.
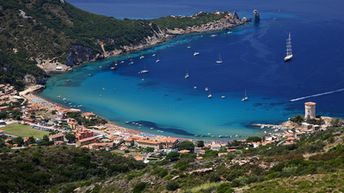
284,33,293,62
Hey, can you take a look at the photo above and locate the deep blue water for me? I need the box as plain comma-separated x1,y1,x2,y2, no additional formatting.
41,0,344,139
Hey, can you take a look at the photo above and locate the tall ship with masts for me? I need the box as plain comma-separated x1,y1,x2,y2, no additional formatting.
284,33,293,62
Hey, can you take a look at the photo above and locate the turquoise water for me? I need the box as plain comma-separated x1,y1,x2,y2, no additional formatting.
41,0,344,139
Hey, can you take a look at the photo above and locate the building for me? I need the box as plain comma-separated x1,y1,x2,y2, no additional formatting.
75,129,94,140
305,102,316,119
76,136,99,147
135,139,161,150
49,133,65,142
210,142,222,151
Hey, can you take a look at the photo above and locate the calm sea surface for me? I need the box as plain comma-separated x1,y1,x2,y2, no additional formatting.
40,0,344,139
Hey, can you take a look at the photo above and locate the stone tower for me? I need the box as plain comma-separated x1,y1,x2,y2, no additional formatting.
305,102,316,119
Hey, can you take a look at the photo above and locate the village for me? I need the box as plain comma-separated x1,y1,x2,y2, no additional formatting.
0,83,343,163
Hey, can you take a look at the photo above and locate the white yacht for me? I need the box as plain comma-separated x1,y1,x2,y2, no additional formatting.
193,52,200,56
139,55,145,59
138,69,149,74
184,73,190,79
284,33,293,62
216,54,223,64
155,59,160,63
208,94,213,98
241,89,248,102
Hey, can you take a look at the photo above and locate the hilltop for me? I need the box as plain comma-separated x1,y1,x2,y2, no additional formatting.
0,0,246,89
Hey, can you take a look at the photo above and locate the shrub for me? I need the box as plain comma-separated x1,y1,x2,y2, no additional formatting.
290,115,304,124
177,141,195,152
166,151,180,162
166,181,179,191
246,136,262,143
133,182,147,193
217,183,234,193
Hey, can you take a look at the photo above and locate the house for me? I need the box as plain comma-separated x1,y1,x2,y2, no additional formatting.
194,147,205,155
75,129,94,140
135,138,161,150
157,137,178,149
87,142,113,150
82,112,96,120
68,118,78,130
49,133,65,142
76,136,99,147
210,142,222,151
0,129,4,136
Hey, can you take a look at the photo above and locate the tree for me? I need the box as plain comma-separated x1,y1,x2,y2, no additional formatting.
331,118,343,127
143,147,154,153
26,136,36,145
166,151,180,162
13,137,24,146
38,135,53,146
133,182,146,193
65,132,76,143
166,181,179,191
196,140,205,147
246,136,262,143
177,141,195,152
290,115,304,124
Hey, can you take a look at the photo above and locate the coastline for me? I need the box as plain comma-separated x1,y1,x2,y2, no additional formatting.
41,11,249,74
32,13,251,141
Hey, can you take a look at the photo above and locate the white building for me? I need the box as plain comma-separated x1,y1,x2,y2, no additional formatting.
305,102,316,119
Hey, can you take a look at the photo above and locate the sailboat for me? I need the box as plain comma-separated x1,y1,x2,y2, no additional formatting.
138,64,149,74
241,89,248,102
184,72,190,79
216,54,223,64
284,33,293,62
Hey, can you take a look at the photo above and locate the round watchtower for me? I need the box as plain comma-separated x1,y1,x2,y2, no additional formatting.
305,102,316,120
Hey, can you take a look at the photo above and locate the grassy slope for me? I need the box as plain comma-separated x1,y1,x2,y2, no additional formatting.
243,171,344,193
1,123,49,139
70,127,344,193
0,145,145,193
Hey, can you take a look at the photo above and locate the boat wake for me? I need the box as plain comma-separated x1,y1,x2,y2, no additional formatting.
290,88,344,102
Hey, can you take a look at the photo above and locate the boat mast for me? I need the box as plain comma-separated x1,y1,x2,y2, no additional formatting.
286,33,292,56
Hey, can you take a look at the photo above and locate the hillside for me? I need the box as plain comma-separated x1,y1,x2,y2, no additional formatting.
68,127,344,193
0,0,244,90
0,126,342,193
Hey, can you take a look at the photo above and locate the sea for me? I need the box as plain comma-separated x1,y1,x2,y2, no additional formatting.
40,0,344,139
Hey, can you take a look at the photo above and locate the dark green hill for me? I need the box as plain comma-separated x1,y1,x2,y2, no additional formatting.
0,0,243,90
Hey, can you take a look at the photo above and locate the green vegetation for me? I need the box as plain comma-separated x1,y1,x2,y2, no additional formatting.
290,115,304,124
66,111,107,127
152,12,231,29
1,123,49,139
0,145,145,193
69,126,344,193
177,140,195,152
244,171,344,193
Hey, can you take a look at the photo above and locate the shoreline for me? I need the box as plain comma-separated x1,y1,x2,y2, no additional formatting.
32,14,252,141
41,11,249,74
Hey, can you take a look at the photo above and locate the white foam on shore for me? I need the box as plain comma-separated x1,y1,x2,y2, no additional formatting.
290,88,344,102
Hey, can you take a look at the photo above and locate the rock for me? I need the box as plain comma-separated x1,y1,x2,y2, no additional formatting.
66,45,97,66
